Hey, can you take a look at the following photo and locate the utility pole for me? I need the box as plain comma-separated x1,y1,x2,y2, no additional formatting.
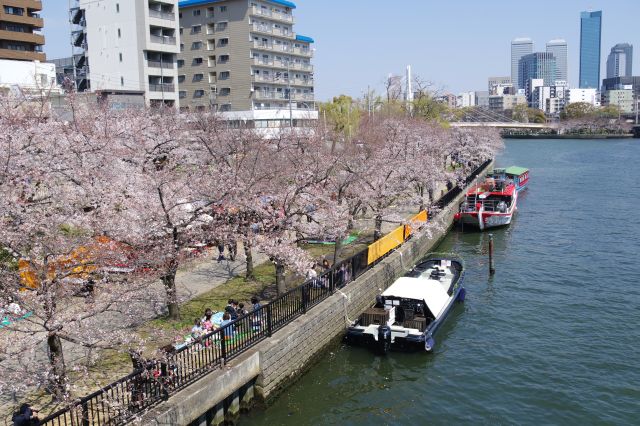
287,57,293,128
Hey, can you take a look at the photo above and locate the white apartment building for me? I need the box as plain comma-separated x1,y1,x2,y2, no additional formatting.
566,88,600,107
456,91,475,108
72,0,180,107
0,58,60,95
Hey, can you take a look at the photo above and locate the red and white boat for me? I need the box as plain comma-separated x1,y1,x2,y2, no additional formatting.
454,177,518,231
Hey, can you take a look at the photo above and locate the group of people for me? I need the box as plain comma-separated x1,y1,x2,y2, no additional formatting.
185,297,262,345
306,258,352,289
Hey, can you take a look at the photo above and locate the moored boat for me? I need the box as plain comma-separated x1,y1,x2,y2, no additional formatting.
455,176,518,230
489,166,530,192
344,255,465,354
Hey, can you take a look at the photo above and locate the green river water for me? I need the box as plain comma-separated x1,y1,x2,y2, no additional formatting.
242,138,640,425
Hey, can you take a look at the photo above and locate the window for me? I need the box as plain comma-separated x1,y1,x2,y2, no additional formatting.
218,54,229,63
220,6,227,12
192,25,201,34
179,12,182,18
208,56,216,67
119,53,122,62
196,105,206,111
179,27,183,35
219,38,229,47
180,43,184,51
179,91,187,99
207,7,215,17
207,39,215,50
219,71,230,80
177,59,185,67
116,3,119,13
193,9,201,16
3,6,24,16
209,72,217,83
220,104,232,112
120,76,124,86
178,75,186,83
194,89,205,97
194,57,203,65
194,73,204,82
118,28,121,38
217,22,227,31
207,24,215,34
192,41,202,50
219,87,231,96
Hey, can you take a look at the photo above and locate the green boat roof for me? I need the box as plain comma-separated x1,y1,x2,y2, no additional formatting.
504,166,529,176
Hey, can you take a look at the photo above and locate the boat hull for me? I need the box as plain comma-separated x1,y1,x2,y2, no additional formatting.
459,211,514,229
345,272,465,353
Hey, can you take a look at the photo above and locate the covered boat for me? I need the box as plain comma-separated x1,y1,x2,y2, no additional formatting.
489,166,530,192
455,176,518,230
345,255,465,354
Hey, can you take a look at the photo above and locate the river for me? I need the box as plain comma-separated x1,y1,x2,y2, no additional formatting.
242,138,640,425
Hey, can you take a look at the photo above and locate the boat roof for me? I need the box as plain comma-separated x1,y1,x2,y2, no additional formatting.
504,166,529,176
466,183,515,197
382,276,450,318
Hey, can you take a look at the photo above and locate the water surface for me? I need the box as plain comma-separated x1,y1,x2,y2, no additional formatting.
243,139,640,425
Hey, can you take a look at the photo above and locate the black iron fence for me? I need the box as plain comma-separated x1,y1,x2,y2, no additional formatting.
40,159,492,426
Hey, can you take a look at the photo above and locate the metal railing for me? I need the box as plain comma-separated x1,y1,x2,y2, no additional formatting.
148,83,175,92
148,9,175,21
149,34,176,45
250,6,294,22
40,159,492,426
147,60,174,69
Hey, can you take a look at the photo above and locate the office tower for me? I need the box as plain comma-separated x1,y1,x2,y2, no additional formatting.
70,0,180,106
178,0,317,127
511,38,533,90
606,43,633,78
0,0,44,61
546,39,568,83
519,52,557,94
579,10,602,89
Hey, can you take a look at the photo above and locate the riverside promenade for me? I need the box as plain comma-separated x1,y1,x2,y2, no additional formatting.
135,161,493,426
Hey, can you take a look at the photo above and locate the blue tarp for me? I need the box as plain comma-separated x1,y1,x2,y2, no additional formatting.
296,35,315,43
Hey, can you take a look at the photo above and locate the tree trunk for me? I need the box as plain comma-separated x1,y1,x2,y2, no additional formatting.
161,270,180,320
418,186,425,212
374,214,383,241
275,262,286,295
333,234,343,266
244,239,254,280
47,333,68,401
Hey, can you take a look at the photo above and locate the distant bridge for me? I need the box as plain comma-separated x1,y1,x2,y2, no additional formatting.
449,122,554,129
448,107,555,130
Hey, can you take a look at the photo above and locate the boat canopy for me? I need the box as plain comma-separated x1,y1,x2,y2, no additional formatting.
382,277,450,318
504,166,529,177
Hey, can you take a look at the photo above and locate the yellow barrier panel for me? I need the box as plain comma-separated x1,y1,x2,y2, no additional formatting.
405,210,428,236
367,225,406,265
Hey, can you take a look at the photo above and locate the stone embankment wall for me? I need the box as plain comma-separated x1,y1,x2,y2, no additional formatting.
140,160,492,425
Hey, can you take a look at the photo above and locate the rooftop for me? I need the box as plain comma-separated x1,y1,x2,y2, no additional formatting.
179,0,296,9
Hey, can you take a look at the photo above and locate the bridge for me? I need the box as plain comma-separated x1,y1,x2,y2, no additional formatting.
448,107,555,129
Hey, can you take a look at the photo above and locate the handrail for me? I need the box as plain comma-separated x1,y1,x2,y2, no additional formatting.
40,159,492,426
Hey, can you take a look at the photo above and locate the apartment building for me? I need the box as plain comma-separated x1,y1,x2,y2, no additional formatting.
70,0,180,107
0,0,44,61
178,0,317,127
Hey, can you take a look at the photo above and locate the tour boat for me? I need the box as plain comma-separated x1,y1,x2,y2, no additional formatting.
489,166,530,192
454,176,518,231
344,255,465,354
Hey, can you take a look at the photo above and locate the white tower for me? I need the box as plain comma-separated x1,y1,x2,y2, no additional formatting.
406,65,414,113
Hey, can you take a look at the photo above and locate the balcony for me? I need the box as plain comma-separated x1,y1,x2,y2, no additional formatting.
147,59,175,69
0,47,45,61
0,29,44,45
253,91,287,100
252,41,312,58
150,34,176,45
148,9,175,21
250,6,293,23
250,24,294,39
253,75,313,87
252,57,313,72
149,83,175,92
0,11,44,28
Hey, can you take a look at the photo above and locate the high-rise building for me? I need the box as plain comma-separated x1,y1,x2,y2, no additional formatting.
69,0,180,107
177,0,317,128
511,38,533,90
546,39,568,83
519,52,557,95
0,0,45,61
579,10,602,89
606,43,633,79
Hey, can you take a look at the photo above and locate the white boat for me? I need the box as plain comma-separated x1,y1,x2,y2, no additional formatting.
345,255,465,354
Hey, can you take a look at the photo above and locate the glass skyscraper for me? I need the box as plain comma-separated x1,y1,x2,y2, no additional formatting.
579,11,602,89
546,39,568,84
519,52,557,92
511,38,533,90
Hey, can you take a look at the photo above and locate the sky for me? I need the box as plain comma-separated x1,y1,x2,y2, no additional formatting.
42,0,640,101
